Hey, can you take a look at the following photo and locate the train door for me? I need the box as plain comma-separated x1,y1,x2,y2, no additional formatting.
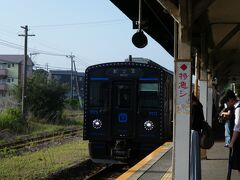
111,81,136,138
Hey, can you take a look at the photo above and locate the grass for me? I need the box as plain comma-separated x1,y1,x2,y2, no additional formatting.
27,121,67,136
26,109,83,135
60,109,83,126
0,140,89,179
0,122,75,145
26,116,83,137
0,108,24,133
0,109,84,145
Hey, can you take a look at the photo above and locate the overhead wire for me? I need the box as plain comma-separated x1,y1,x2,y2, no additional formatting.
0,21,114,69
0,18,124,62
74,56,91,67
30,19,128,29
34,63,71,70
34,63,85,72
0,27,68,55
0,42,23,51
0,38,24,50
33,39,68,55
0,38,66,56
0,38,88,70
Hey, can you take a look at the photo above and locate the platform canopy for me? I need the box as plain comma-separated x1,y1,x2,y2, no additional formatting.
110,0,240,91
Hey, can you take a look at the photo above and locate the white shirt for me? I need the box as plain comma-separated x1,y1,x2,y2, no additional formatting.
233,101,240,132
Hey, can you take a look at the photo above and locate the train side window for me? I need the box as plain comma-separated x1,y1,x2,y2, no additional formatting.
139,83,160,108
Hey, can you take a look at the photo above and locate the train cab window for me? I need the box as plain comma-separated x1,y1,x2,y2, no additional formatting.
114,84,131,108
139,83,160,108
89,82,108,107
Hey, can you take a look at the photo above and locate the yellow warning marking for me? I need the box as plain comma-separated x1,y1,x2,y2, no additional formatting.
161,166,172,180
116,142,172,180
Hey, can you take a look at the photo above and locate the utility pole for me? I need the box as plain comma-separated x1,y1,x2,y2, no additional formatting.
45,63,49,71
73,60,82,109
66,53,75,99
19,25,35,123
29,53,39,69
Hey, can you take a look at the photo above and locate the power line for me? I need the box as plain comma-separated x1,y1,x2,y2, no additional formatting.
29,50,66,57
35,65,85,72
33,39,68,54
74,57,91,67
0,42,23,51
0,38,89,69
30,19,128,28
0,29,68,55
34,64,71,70
0,38,24,47
0,38,66,57
0,38,24,50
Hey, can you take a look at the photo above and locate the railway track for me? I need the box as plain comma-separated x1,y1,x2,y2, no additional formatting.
85,164,129,180
0,127,82,153
46,159,129,180
46,159,106,179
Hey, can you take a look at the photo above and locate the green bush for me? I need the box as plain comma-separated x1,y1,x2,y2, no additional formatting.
0,108,24,132
26,69,68,123
64,99,81,110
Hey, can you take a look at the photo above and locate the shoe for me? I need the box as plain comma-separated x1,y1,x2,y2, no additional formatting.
224,144,229,147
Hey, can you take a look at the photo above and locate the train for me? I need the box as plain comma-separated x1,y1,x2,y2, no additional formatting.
83,58,173,163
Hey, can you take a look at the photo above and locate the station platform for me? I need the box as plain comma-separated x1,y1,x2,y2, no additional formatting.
117,141,239,180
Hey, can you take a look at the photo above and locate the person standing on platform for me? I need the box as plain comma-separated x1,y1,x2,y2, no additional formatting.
225,90,240,171
218,96,232,147
191,94,204,133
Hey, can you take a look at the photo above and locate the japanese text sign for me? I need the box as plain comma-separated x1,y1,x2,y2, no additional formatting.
175,61,192,114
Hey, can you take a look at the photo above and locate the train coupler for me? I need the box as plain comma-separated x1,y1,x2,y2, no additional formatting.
111,140,131,160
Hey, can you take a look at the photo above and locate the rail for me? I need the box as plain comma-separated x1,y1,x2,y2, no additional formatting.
0,127,82,152
85,164,127,180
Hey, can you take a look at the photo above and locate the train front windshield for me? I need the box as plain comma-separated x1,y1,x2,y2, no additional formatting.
114,84,131,108
89,81,161,108
139,83,161,108
89,81,109,107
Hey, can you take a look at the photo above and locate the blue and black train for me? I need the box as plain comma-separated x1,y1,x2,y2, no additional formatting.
83,58,173,163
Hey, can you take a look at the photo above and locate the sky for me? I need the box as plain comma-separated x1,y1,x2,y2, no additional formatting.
0,0,173,72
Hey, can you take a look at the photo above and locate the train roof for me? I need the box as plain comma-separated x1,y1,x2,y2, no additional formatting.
125,57,173,75
86,59,173,75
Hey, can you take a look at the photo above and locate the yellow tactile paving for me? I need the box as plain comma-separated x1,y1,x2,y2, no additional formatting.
160,167,172,180
116,142,172,180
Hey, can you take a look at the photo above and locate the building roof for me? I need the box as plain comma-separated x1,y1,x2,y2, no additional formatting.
0,55,33,65
110,0,175,56
110,0,240,87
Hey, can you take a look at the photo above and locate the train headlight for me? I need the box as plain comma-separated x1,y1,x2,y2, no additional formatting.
92,119,102,129
144,120,154,131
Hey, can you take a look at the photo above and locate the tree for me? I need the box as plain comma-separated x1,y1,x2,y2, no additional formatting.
26,69,68,122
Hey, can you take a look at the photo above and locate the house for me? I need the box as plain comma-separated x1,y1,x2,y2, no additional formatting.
0,55,33,103
49,70,85,99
